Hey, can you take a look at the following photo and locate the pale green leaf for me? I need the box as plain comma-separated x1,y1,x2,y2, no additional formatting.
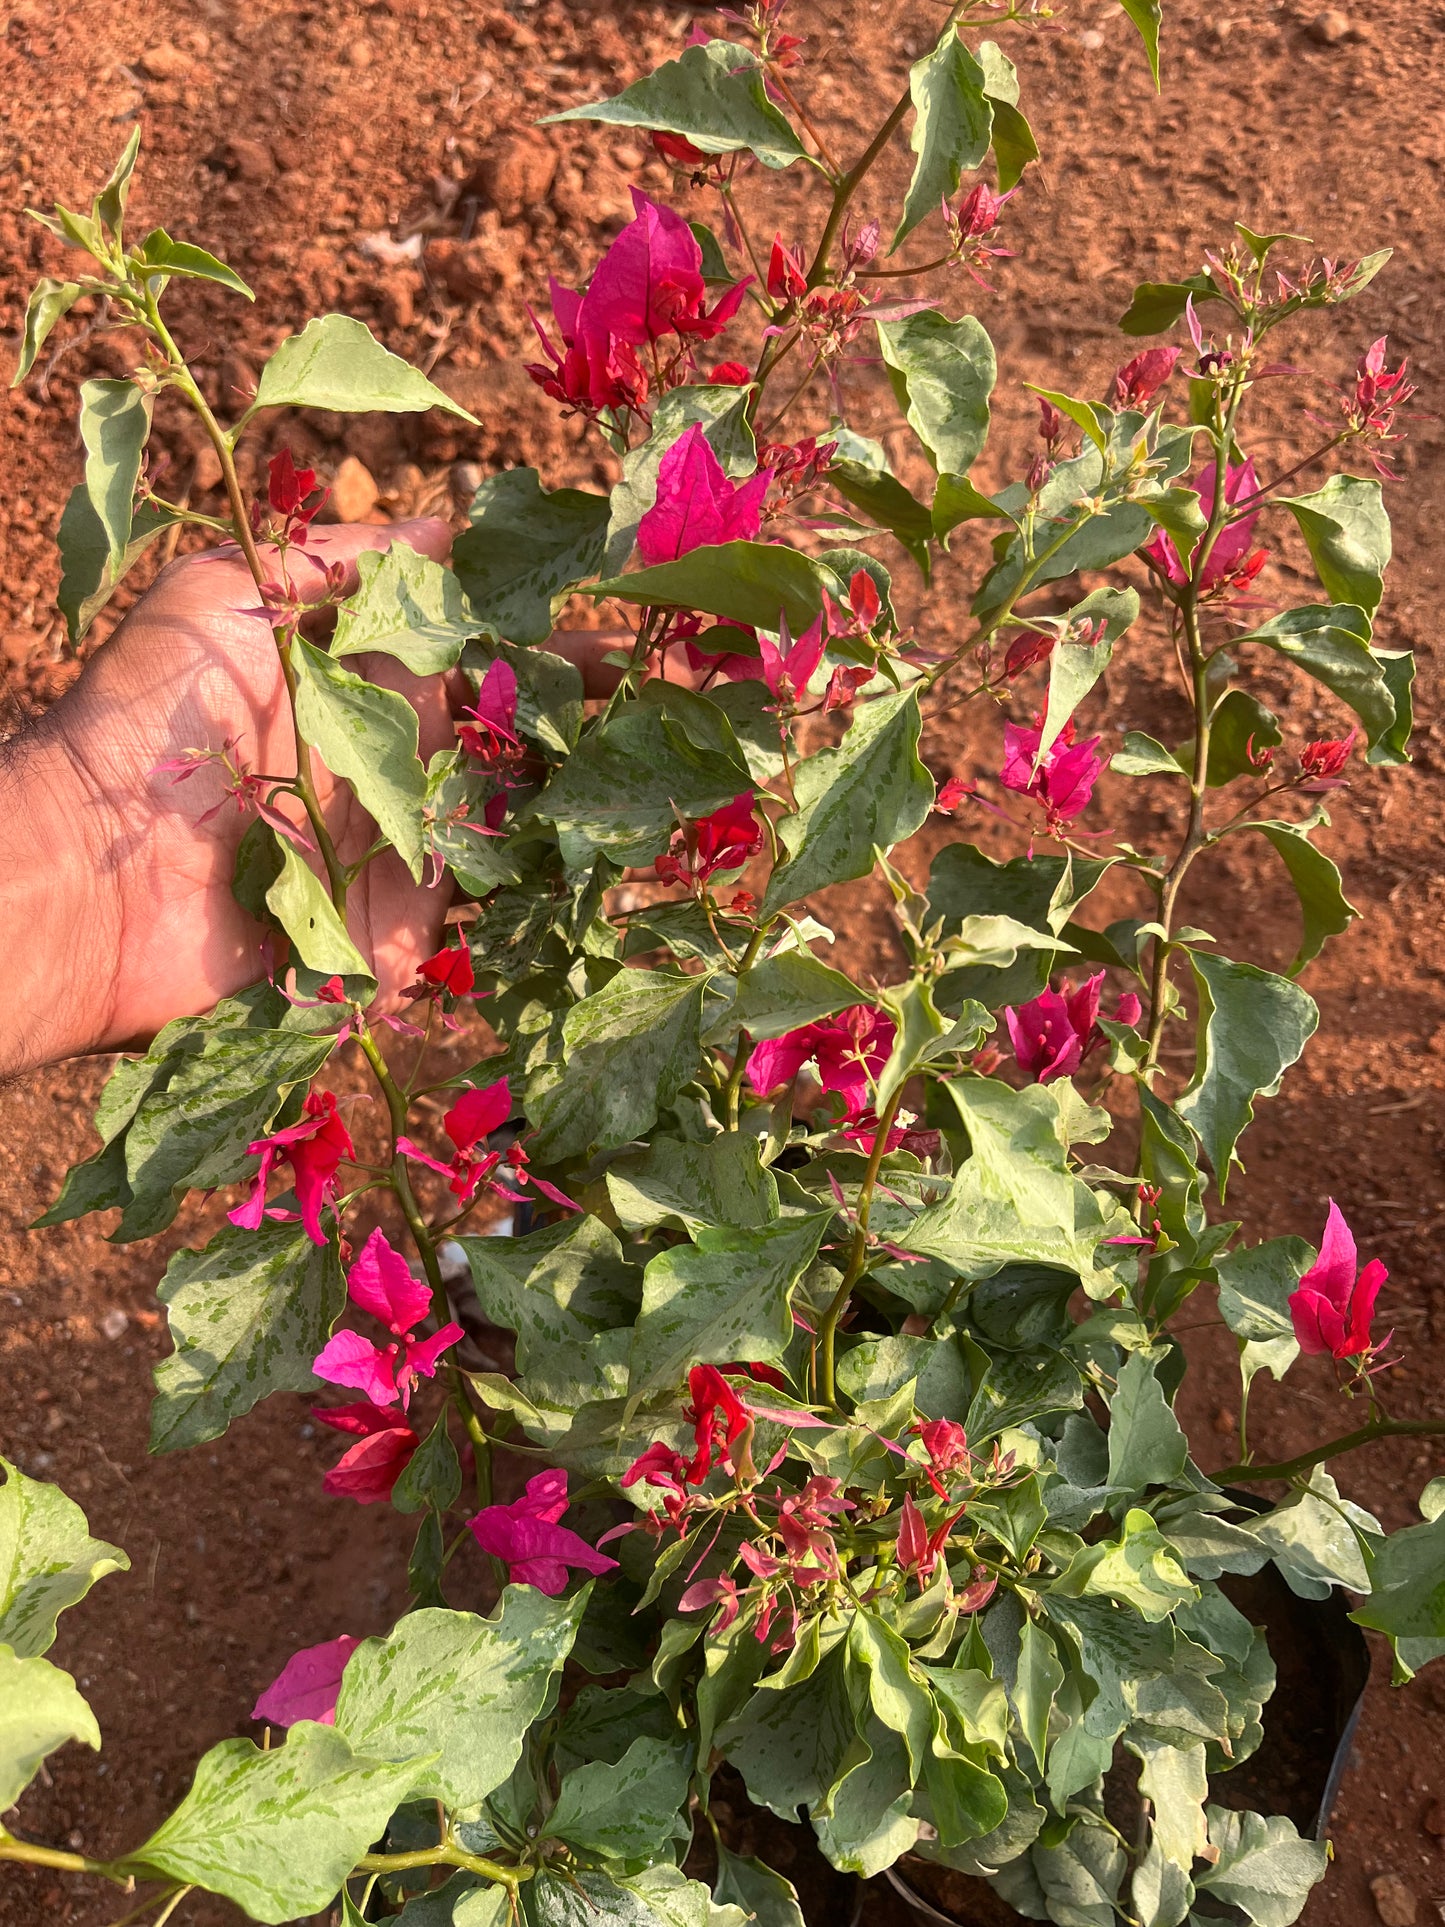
335,1592,587,1808
12,277,83,386
1117,0,1163,85
150,1219,346,1453
265,843,375,981
56,491,181,643
0,1646,101,1810
1249,817,1359,973
544,40,809,169
606,1133,780,1237
1196,1806,1328,1927
894,26,992,247
1238,603,1401,762
1106,1353,1188,1496
590,539,838,635
132,227,254,299
292,636,429,880
254,314,476,419
134,1723,426,1924
1175,953,1318,1195
1280,473,1390,621
78,376,151,568
0,1459,128,1658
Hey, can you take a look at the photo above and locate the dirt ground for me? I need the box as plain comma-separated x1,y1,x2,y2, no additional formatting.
3,0,1445,1922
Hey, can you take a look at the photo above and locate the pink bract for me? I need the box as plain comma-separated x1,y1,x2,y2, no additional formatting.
1288,1200,1389,1359
637,423,772,565
252,1634,361,1728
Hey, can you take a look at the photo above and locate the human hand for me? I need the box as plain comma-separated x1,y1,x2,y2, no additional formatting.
0,521,454,1074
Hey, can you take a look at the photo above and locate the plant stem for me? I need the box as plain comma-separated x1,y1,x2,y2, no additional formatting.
804,3,969,288
815,1086,907,1409
721,925,771,1127
1142,376,1249,1071
0,1832,131,1887
1213,1416,1445,1486
141,292,347,904
355,1844,531,1888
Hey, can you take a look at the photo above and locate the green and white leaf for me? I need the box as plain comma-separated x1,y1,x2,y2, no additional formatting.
151,1219,346,1453
1194,1806,1327,1927
0,1646,101,1811
332,544,479,675
629,1214,830,1398
1176,953,1318,1195
1279,474,1390,622
78,376,151,568
895,27,992,247
292,636,429,881
453,468,611,646
0,1459,128,1658
134,1722,427,1925
543,1735,692,1860
763,690,933,915
544,40,809,169
253,314,476,418
877,311,996,476
334,1591,587,1808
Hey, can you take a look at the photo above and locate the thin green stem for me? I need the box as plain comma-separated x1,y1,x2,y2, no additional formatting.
355,1844,531,1889
804,0,969,289
720,925,771,1127
1213,1417,1445,1487
0,1831,131,1887
140,290,347,905
816,1085,907,1409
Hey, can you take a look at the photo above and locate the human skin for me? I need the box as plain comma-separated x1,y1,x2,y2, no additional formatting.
0,521,639,1079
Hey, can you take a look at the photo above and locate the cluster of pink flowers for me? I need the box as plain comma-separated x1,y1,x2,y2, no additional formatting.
1005,971,1142,1084
526,190,751,422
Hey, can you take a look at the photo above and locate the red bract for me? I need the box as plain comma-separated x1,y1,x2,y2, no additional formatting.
823,663,872,713
636,423,772,566
686,1363,752,1482
417,943,475,998
1003,628,1056,679
1143,459,1264,595
935,775,973,813
896,1493,966,1584
262,448,328,540
1004,971,1142,1084
652,129,709,168
1299,726,1357,790
999,717,1108,830
1289,1201,1389,1360
468,1469,619,1594
155,736,314,853
746,1005,897,1119
398,1078,576,1214
655,791,764,891
312,1227,463,1411
709,361,754,385
1111,346,1181,409
943,183,1015,286
767,233,808,302
314,1400,419,1504
229,1089,355,1246
679,1573,742,1631
252,1635,361,1728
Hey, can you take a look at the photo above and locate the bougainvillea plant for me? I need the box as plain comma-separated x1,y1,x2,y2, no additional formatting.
4,5,1440,1925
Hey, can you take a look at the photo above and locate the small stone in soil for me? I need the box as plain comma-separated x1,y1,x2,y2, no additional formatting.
138,41,193,78
1307,9,1352,43
1371,1873,1418,1927
331,456,380,522
1422,1797,1445,1835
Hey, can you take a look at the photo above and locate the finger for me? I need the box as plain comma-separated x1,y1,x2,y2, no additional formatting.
547,629,711,699
287,517,453,601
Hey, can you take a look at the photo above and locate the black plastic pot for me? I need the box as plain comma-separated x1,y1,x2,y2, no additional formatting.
878,1523,1371,1926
